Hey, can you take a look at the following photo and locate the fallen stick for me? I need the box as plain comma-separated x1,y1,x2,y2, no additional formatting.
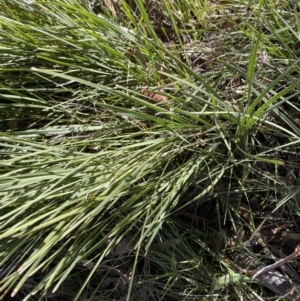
252,244,300,280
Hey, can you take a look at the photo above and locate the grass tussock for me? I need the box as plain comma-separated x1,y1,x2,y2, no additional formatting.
0,0,300,300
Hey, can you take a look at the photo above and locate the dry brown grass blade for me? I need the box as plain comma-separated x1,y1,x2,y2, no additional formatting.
104,0,117,18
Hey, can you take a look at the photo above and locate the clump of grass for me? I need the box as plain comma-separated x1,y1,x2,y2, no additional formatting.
0,0,300,300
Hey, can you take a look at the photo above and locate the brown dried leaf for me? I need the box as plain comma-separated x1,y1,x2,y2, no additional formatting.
104,0,116,18
140,86,168,103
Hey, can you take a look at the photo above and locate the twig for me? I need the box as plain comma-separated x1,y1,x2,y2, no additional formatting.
252,244,300,280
